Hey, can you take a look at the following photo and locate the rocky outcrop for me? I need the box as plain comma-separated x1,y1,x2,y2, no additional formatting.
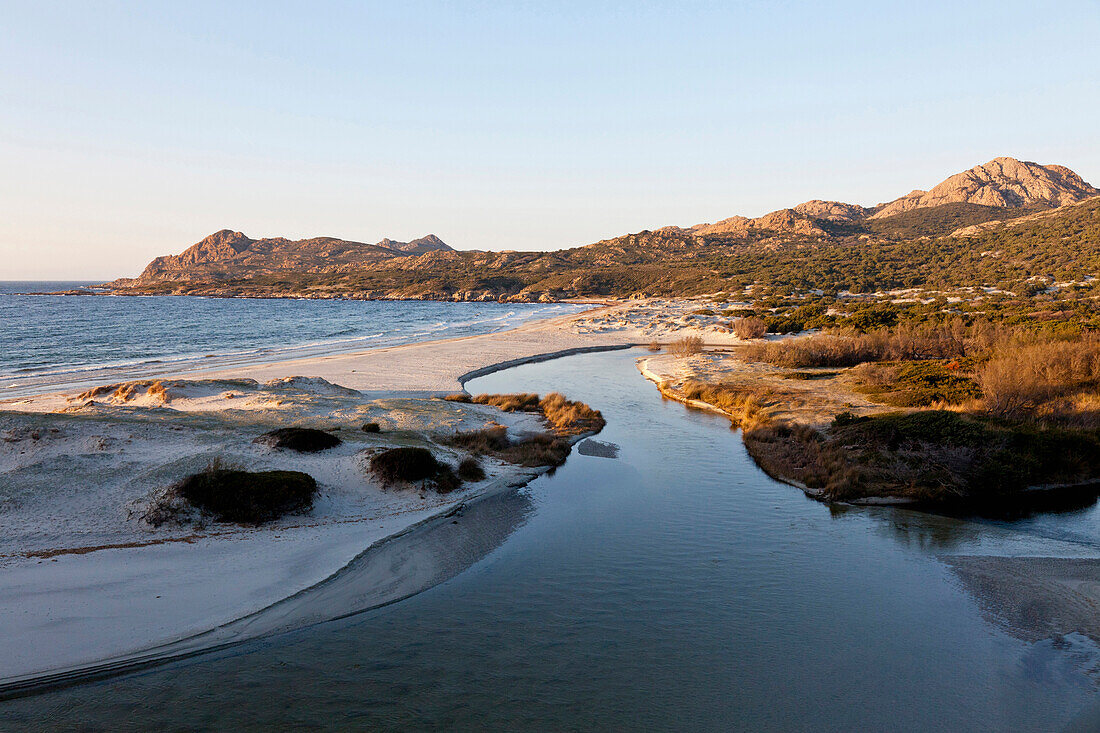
376,234,452,255
871,157,1098,219
108,156,1097,301
793,200,869,222
691,208,827,238
125,230,454,284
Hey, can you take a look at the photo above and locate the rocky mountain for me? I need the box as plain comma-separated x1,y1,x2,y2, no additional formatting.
870,157,1098,219
108,156,1098,301
683,157,1097,234
125,230,453,284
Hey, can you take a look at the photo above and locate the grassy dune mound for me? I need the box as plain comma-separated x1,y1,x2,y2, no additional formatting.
369,447,461,493
254,427,342,452
174,467,318,525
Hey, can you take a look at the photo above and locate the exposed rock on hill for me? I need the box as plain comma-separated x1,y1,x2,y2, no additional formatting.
106,156,1098,301
691,208,828,238
871,157,1098,219
127,230,453,284
793,200,869,222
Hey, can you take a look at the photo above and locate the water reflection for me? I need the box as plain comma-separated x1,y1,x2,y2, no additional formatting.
0,486,533,700
6,349,1100,731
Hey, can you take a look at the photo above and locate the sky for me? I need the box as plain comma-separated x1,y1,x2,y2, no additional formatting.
1,1,1098,280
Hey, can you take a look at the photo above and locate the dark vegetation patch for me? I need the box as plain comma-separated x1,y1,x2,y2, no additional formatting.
744,411,1100,507
147,463,318,526
849,360,982,406
457,456,486,481
448,425,573,467
254,427,342,452
368,447,461,493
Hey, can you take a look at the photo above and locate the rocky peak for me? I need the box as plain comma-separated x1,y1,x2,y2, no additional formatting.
378,234,453,255
871,157,1099,219
793,200,869,222
692,208,827,238
175,229,255,266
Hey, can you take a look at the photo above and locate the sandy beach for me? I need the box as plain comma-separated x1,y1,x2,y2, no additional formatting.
0,297,749,689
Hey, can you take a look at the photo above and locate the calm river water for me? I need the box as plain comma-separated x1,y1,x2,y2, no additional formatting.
4,349,1100,731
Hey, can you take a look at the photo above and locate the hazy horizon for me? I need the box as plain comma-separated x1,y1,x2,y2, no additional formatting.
2,1,1098,279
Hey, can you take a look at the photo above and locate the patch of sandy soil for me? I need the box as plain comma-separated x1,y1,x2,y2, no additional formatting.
0,375,553,682
569,297,755,344
637,345,892,428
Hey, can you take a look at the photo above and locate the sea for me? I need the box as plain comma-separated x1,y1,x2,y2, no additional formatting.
0,281,588,397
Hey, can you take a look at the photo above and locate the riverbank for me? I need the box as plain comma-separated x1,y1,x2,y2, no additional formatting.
0,297,739,687
8,346,1100,728
639,341,1100,513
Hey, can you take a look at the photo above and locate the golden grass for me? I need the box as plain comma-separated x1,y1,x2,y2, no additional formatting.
678,380,774,429
450,392,606,435
668,335,704,357
732,316,767,340
977,335,1100,422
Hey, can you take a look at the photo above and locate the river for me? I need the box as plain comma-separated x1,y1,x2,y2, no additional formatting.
3,349,1100,731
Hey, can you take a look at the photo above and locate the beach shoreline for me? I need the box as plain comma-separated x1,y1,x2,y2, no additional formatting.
0,296,753,687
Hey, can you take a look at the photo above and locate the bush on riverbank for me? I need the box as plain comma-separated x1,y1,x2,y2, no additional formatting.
152,461,318,525
742,410,1100,505
369,446,462,493
444,392,605,435
669,336,704,357
448,425,572,467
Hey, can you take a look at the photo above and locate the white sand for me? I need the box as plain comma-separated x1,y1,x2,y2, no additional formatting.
0,298,726,686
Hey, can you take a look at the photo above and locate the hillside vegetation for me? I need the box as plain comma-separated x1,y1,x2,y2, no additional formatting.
102,157,1099,307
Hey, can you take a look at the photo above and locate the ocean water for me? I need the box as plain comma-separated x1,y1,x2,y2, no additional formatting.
0,282,588,397
7,350,1100,730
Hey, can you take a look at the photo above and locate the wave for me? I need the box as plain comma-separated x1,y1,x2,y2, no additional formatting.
0,301,593,395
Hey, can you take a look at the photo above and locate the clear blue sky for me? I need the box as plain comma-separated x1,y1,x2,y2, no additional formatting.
2,1,1098,279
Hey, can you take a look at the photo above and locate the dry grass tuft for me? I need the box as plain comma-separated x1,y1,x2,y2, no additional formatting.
732,316,767,340
447,425,572,467
679,380,774,429
669,336,704,357
538,392,606,434
462,392,605,434
977,335,1100,421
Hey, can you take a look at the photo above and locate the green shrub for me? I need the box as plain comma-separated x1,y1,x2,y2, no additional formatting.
175,467,317,525
369,447,440,484
254,427,342,452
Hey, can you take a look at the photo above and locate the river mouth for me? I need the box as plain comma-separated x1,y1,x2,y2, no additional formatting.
6,348,1100,731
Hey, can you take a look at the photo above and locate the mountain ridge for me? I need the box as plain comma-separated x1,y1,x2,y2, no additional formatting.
128,231,454,284
106,156,1099,301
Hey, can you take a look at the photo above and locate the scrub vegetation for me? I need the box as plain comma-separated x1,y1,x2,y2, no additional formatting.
660,317,1100,511
145,459,319,526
